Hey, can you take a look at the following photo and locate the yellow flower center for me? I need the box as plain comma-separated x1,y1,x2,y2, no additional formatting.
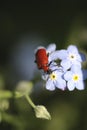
50,72,57,80
73,74,79,81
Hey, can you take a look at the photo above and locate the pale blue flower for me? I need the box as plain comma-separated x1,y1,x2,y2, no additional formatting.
42,69,66,91
56,45,85,71
64,65,84,91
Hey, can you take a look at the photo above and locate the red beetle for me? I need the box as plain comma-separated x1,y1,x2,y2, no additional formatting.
35,47,51,73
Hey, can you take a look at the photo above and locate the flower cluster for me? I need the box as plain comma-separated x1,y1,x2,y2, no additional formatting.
35,44,87,91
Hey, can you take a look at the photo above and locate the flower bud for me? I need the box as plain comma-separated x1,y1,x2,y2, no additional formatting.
34,105,51,120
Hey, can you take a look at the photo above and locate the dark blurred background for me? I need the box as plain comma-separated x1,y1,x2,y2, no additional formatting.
0,1,87,130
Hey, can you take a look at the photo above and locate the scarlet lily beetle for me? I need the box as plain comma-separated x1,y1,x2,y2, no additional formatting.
35,47,52,73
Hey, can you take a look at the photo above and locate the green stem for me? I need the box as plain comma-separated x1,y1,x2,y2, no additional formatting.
25,95,36,109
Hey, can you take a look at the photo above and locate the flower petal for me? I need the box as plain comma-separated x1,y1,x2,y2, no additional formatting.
55,50,68,60
61,59,71,70
79,52,86,62
71,65,82,73
77,53,83,62
67,45,78,54
56,78,66,90
82,70,87,80
46,43,56,54
71,65,83,80
76,81,84,90
46,79,55,91
72,61,82,68
64,71,73,81
67,80,75,91
49,51,60,61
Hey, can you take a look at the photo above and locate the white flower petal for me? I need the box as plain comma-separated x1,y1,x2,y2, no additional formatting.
46,79,55,91
61,60,71,70
76,81,84,90
64,71,73,81
72,61,82,68
77,54,82,62
67,45,78,54
49,51,59,61
46,43,56,54
56,79,66,90
67,80,75,91
71,65,82,73
54,50,68,60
